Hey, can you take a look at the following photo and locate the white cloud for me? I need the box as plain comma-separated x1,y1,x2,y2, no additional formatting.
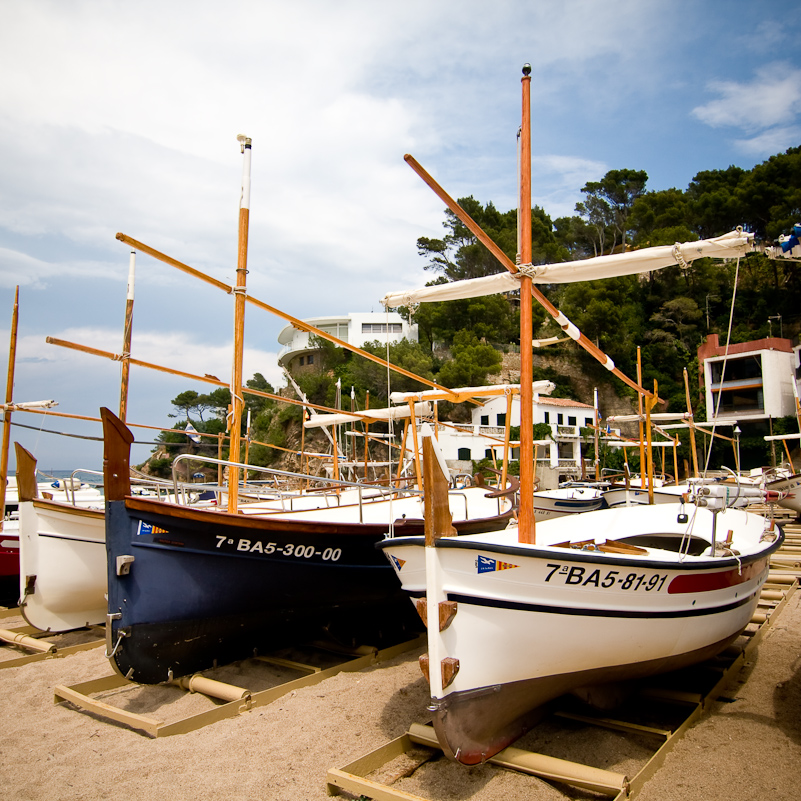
733,125,801,156
0,246,125,290
692,62,801,132
531,155,608,218
38,326,284,390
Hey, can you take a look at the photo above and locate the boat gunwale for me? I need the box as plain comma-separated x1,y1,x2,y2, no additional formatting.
122,495,514,536
377,528,785,571
29,499,105,519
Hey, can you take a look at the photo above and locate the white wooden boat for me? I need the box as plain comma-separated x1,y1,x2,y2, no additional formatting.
378,65,771,765
1,470,104,585
765,472,801,517
380,433,782,764
15,444,106,631
531,486,605,520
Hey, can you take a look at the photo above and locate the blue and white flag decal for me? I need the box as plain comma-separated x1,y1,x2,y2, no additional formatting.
137,520,169,537
390,555,405,571
477,555,518,573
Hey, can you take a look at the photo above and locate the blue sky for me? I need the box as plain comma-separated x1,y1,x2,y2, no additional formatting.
1,0,799,469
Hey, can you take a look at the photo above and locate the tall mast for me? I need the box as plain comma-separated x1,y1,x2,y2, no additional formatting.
227,134,252,514
518,64,535,544
119,251,136,422
0,286,20,532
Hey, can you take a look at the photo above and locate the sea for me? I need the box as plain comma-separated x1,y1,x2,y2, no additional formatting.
35,468,104,488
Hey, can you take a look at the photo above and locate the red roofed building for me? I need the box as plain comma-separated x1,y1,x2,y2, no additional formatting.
697,333,797,423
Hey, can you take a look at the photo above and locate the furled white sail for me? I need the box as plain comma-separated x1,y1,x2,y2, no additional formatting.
303,401,432,429
382,230,753,308
388,381,555,404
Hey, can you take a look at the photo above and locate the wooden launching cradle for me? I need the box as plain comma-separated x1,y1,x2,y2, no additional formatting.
53,635,424,737
0,609,104,670
326,521,801,801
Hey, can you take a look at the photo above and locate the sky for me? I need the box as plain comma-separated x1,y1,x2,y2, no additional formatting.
1,0,799,470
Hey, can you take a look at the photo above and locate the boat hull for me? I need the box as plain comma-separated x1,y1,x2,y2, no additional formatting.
431,628,740,764
532,489,605,520
380,504,781,764
0,522,19,578
18,500,106,631
106,496,509,683
602,486,685,508
767,472,801,516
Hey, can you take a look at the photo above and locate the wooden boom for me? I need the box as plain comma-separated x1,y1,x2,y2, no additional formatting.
45,336,386,422
113,232,462,400
403,154,654,400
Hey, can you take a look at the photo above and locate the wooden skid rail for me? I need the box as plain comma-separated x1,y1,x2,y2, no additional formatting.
54,635,423,737
0,624,103,671
327,578,798,801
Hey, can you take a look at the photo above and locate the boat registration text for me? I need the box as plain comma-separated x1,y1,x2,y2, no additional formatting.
545,563,667,592
217,537,342,561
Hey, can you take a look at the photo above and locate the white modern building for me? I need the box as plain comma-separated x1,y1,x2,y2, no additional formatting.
698,334,797,422
433,392,596,484
278,312,417,371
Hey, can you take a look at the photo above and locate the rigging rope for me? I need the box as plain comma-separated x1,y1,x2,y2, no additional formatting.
703,246,743,477
7,419,163,445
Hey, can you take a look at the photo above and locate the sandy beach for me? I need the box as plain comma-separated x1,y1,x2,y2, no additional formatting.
0,586,799,801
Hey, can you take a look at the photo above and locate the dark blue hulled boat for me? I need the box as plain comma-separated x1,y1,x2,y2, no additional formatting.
102,408,513,683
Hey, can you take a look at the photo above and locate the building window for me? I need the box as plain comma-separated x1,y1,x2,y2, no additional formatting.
585,417,593,427
544,412,549,423
485,449,493,459
568,416,576,426
480,415,489,426
307,354,314,365
457,447,471,460
497,413,506,427
362,323,403,334
710,354,762,384
558,413,563,424
298,356,304,366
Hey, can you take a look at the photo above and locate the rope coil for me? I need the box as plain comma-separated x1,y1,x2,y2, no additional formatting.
672,243,689,270
515,262,543,278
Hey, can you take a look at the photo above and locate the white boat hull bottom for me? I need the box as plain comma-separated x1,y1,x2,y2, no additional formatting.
18,500,106,631
432,625,741,765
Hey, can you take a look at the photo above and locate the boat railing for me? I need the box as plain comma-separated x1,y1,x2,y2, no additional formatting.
170,454,421,521
51,468,104,506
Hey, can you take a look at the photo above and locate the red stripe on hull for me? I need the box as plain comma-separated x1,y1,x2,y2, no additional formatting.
667,557,766,594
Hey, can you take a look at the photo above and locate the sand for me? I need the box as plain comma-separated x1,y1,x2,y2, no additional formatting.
0,593,799,801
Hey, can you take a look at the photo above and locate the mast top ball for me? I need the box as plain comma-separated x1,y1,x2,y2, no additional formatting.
522,63,531,76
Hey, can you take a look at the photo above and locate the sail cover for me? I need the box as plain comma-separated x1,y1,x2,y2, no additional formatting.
382,230,753,308
389,381,555,404
304,401,432,429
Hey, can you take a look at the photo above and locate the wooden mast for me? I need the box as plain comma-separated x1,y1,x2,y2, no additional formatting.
0,286,19,531
227,135,252,514
518,64,535,544
119,251,135,422
683,368,700,478
593,387,600,481
637,347,647,490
